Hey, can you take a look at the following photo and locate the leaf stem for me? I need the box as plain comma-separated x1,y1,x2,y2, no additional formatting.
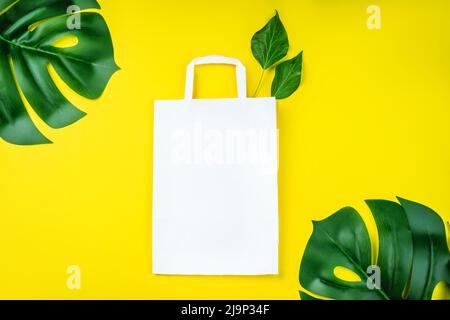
253,69,265,97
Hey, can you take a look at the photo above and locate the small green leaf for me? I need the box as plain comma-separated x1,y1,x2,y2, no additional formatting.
271,51,302,99
251,11,289,69
299,198,450,300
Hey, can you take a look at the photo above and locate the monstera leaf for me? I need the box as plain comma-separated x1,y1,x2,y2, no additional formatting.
299,197,450,300
0,0,118,145
271,51,302,99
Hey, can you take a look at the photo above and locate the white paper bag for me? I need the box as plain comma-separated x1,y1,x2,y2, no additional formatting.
152,56,278,275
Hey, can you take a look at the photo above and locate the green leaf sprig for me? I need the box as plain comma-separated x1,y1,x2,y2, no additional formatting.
251,11,303,99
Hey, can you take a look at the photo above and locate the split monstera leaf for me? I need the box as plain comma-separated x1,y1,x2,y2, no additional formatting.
251,11,303,99
299,197,450,300
0,0,118,145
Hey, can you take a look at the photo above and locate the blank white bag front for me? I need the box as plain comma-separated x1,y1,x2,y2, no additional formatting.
152,56,279,275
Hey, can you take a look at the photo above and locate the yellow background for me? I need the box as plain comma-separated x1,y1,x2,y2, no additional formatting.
0,0,449,299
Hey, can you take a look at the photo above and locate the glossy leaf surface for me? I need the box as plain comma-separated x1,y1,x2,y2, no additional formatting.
251,11,288,70
299,198,450,300
0,0,118,145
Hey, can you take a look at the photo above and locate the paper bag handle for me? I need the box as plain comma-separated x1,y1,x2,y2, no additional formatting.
184,55,247,100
